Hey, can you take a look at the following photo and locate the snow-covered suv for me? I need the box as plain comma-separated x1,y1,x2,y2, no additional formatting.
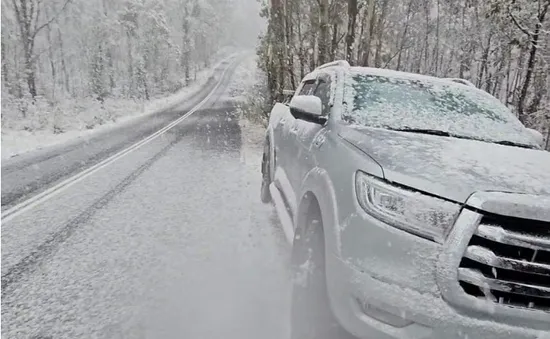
261,60,550,339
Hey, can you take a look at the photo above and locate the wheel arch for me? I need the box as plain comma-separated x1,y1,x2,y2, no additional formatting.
295,168,346,330
265,127,276,182
296,167,340,257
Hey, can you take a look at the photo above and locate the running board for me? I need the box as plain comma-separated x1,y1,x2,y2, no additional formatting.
269,183,295,245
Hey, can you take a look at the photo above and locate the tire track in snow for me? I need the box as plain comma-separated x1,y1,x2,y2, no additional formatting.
2,135,178,294
1,58,242,295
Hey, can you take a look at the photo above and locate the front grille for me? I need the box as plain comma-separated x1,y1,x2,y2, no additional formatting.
458,213,550,312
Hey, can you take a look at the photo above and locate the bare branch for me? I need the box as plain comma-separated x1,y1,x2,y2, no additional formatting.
29,0,35,27
383,44,414,68
33,0,41,41
508,3,531,36
11,0,23,33
32,0,71,39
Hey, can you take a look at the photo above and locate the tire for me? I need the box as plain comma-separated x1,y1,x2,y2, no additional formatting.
260,139,272,203
290,200,355,339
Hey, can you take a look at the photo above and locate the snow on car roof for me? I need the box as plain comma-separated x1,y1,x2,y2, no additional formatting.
308,62,477,90
350,66,467,87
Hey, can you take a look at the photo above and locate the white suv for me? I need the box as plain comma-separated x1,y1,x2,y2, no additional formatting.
261,60,550,339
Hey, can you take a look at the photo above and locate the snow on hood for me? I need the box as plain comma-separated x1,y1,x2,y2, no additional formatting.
339,126,550,203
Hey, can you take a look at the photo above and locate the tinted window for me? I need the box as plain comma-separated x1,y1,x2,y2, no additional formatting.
299,80,316,95
314,79,331,116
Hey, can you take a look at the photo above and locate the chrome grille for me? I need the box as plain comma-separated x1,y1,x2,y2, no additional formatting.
458,213,550,311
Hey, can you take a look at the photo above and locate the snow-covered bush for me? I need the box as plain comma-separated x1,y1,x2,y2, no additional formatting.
230,54,270,126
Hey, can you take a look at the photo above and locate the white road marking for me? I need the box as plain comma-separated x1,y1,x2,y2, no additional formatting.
2,59,236,224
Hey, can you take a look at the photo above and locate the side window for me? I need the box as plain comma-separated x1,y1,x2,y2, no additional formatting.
314,79,331,116
299,80,316,95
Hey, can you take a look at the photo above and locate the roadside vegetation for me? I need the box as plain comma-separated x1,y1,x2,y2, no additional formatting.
231,55,271,127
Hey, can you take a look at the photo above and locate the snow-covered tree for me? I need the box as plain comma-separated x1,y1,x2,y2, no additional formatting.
1,0,247,130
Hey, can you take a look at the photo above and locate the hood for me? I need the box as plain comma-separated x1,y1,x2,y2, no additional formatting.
339,126,550,203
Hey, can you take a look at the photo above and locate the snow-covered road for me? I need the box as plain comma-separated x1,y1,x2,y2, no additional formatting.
2,57,291,339
1,58,237,211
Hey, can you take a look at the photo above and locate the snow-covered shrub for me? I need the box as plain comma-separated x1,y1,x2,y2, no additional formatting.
230,54,270,126
1,93,52,131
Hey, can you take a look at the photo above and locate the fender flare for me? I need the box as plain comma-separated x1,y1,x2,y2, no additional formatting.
265,127,276,182
297,167,341,257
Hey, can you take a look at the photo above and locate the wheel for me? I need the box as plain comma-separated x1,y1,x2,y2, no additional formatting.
260,138,272,203
290,199,355,339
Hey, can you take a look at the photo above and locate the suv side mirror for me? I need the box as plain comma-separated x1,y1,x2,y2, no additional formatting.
526,128,544,147
289,95,324,123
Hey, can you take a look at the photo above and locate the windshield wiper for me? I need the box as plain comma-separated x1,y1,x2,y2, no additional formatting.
388,127,537,149
492,140,537,149
387,127,452,137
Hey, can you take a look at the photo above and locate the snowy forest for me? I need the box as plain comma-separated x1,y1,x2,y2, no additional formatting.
258,0,550,149
1,0,260,134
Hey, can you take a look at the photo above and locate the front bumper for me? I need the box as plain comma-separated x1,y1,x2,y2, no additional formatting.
326,202,549,339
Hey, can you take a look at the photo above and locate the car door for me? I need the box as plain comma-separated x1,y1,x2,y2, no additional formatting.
273,79,317,206
287,74,332,198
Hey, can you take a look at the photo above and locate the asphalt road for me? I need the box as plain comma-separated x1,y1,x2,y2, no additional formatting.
2,57,291,339
1,58,234,211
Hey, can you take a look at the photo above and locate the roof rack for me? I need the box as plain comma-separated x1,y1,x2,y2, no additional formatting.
316,60,350,70
444,78,476,88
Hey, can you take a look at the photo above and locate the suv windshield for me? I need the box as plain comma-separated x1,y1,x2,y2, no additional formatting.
344,72,538,148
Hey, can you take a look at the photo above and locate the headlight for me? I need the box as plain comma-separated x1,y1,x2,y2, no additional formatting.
355,172,460,243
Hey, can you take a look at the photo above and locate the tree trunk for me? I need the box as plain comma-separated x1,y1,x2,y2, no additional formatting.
330,23,338,61
458,2,468,79
25,50,37,98
297,14,306,79
309,3,317,70
285,0,296,88
396,0,414,71
374,0,389,68
318,0,329,65
57,27,70,95
13,0,38,98
182,7,191,85
477,32,492,89
1,40,9,90
269,0,286,100
432,0,440,74
345,0,358,64
46,23,56,99
526,66,547,115
505,46,513,104
422,0,430,73
361,0,376,66
516,2,549,123
356,6,367,62
491,46,508,97
127,31,134,96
